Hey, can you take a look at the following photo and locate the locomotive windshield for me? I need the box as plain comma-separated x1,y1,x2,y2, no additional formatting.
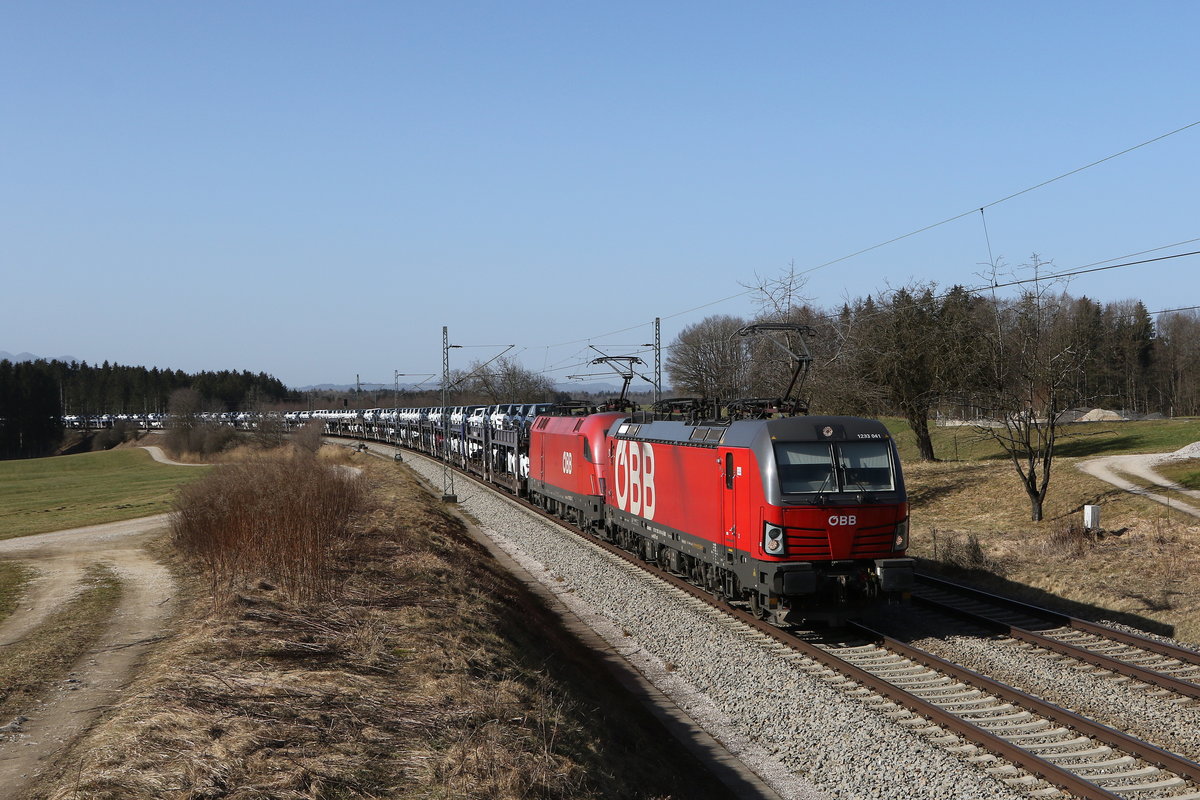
775,440,895,494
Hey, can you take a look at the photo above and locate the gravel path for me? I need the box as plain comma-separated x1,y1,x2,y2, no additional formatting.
0,516,176,790
1077,443,1200,518
401,452,1027,800
139,444,208,466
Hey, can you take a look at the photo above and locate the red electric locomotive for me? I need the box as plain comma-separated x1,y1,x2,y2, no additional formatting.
596,413,913,624
526,411,628,532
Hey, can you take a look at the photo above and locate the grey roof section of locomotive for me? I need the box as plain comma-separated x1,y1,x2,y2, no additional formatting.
607,415,894,447
608,415,905,505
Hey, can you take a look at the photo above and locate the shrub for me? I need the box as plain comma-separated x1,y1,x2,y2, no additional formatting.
293,420,324,453
1047,519,1098,557
91,420,138,451
170,453,364,604
930,529,1005,575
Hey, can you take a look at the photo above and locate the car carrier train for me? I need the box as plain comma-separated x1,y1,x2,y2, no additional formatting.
312,399,913,625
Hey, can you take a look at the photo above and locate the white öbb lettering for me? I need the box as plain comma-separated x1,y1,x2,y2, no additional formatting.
828,515,857,527
614,440,656,520
562,451,573,475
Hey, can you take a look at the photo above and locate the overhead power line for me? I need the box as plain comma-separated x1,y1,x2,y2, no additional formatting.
536,245,1200,377
537,118,1200,360
797,118,1200,279
984,249,1200,292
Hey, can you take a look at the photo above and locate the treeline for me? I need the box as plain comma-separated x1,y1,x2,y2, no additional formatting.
48,359,288,416
667,279,1200,455
0,360,62,460
0,358,290,459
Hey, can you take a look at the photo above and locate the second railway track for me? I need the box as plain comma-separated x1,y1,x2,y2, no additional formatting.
909,573,1200,701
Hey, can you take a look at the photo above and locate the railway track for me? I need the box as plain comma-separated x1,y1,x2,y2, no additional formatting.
815,624,1200,800
351,435,1200,799
535,512,1200,799
910,574,1200,701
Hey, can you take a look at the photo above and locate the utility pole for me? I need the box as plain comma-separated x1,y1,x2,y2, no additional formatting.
653,316,661,404
640,316,662,405
441,325,457,503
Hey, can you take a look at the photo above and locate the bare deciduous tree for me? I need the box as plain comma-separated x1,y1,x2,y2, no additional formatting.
974,258,1088,522
664,315,751,402
463,357,554,402
1156,309,1200,416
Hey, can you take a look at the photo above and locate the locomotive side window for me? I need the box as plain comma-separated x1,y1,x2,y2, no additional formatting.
774,443,835,493
725,453,734,489
836,441,894,491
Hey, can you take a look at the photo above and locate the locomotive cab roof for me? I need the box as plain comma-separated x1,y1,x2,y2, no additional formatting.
609,414,894,449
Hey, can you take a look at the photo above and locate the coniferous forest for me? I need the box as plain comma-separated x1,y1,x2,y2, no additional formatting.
0,359,288,459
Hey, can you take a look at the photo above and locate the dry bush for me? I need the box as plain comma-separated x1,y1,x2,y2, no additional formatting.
1046,519,1099,557
164,420,237,458
293,420,324,454
315,443,354,464
252,413,286,449
170,453,364,604
929,529,1005,575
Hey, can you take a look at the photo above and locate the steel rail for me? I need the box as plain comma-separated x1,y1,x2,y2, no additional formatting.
916,573,1200,668
845,621,1200,796
908,592,1200,700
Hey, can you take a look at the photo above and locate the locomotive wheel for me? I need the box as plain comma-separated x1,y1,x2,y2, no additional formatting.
749,592,769,620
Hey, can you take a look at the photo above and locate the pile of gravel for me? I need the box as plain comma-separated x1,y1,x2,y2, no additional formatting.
404,455,1027,800
1160,440,1200,462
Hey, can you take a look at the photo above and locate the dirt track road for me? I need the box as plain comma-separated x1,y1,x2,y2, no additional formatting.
1077,453,1200,519
0,453,181,790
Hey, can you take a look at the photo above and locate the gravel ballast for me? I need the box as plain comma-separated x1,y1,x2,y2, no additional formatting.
404,454,1028,800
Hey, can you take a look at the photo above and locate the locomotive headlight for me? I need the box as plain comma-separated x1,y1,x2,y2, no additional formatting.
893,518,910,551
763,523,786,555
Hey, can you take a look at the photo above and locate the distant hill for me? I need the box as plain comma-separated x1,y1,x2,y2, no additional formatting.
0,350,79,363
295,383,438,392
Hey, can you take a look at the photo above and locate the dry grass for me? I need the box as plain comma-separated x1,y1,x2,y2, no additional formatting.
23,455,731,800
0,561,35,625
906,457,1200,644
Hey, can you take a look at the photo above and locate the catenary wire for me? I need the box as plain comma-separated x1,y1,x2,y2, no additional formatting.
537,245,1200,379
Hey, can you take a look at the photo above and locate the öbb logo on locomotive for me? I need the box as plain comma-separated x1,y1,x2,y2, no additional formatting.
613,439,656,520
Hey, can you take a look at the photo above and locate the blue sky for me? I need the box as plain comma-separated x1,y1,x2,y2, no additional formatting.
3,2,1197,389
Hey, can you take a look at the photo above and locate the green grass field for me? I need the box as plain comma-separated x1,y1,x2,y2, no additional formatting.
883,416,1200,464
0,448,209,540
1155,459,1200,490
